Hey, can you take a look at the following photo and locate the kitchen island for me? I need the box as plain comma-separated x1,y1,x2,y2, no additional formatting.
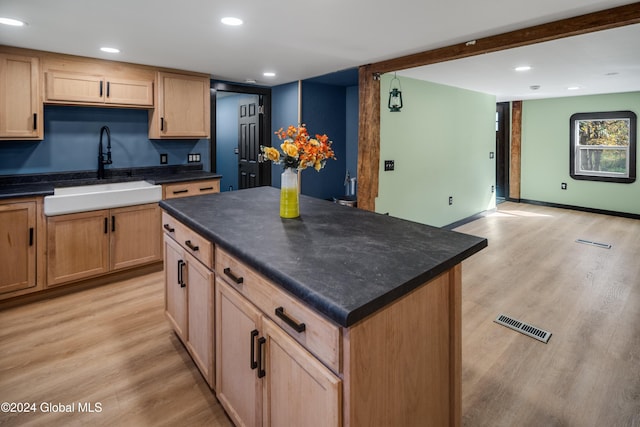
160,186,487,426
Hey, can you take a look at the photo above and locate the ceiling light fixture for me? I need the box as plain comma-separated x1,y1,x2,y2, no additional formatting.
567,86,580,91
515,66,531,72
263,72,276,77
0,17,26,26
221,17,243,26
100,47,120,53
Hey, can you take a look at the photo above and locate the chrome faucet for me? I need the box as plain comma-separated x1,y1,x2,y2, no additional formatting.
98,126,112,179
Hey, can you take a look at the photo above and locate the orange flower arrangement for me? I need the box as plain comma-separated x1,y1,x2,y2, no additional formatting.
262,124,336,171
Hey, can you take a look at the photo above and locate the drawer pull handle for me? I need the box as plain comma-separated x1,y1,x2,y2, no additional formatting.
104,217,108,234
99,80,103,97
185,240,199,251
160,117,165,131
111,215,116,232
33,113,37,130
163,223,175,233
223,267,243,284
275,307,306,333
250,329,259,370
29,227,34,246
199,186,214,191
173,189,189,194
257,337,266,378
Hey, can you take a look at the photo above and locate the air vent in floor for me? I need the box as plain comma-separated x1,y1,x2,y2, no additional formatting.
494,314,552,344
575,238,611,249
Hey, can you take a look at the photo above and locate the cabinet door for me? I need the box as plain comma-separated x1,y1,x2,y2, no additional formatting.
262,317,342,427
216,278,262,427
45,71,104,103
46,210,110,287
110,204,162,271
0,202,36,294
0,54,42,139
164,236,187,340
185,251,215,388
105,78,153,106
151,72,210,138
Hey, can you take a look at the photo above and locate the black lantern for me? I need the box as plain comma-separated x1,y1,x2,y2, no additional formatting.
388,74,403,112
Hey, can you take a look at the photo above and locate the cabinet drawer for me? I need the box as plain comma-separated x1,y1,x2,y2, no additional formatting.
162,212,213,269
163,179,220,199
216,246,341,373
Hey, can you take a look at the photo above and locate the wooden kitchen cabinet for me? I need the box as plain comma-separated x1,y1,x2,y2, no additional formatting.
262,317,342,427
47,209,110,286
216,278,263,427
110,204,162,271
163,220,215,388
149,72,210,139
164,236,188,340
47,203,161,287
0,53,43,140
0,201,37,294
45,71,153,107
162,178,220,199
215,259,342,427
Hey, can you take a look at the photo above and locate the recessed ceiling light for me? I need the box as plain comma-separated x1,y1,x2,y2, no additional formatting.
529,85,540,91
263,72,276,77
515,66,531,72
100,47,120,53
0,17,26,26
221,17,243,26
567,86,580,91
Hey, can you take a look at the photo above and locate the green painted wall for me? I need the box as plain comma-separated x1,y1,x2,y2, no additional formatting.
377,75,496,227
521,92,640,215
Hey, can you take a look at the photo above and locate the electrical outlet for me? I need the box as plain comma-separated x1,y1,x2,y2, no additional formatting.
449,196,453,206
491,185,495,193
160,153,168,164
489,152,495,159
195,153,201,162
561,182,567,190
384,160,395,171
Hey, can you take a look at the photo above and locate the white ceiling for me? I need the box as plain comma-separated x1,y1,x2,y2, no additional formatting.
0,0,638,100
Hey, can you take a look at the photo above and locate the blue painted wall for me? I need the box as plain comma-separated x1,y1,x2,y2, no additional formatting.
0,106,209,176
345,85,359,189
270,82,299,189
216,94,241,191
300,81,347,200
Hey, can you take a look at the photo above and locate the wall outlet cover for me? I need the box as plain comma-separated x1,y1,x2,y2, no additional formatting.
561,182,567,190
160,153,168,164
384,160,395,171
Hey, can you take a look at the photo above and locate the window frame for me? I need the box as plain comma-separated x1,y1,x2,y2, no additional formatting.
569,110,637,184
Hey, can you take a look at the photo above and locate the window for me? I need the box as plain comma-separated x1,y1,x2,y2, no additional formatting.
570,111,637,183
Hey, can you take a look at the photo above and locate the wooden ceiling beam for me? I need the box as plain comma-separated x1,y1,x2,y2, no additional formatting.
370,2,640,74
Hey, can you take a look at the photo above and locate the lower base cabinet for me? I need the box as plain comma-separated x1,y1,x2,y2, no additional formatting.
0,200,37,294
215,278,341,427
164,234,214,387
47,204,161,287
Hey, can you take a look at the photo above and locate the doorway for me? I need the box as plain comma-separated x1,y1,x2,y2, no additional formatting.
210,82,272,191
495,102,510,200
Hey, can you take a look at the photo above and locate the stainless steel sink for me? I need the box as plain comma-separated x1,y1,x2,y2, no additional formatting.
44,180,162,216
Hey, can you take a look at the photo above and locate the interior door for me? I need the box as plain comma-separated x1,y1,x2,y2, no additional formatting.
495,102,510,199
238,96,261,189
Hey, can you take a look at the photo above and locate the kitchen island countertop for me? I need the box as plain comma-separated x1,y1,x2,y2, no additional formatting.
160,186,487,327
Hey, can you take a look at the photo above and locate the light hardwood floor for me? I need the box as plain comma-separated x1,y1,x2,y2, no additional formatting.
0,202,638,426
455,202,640,427
0,273,232,427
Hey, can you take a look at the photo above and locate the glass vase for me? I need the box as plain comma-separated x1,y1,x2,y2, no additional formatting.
280,168,299,218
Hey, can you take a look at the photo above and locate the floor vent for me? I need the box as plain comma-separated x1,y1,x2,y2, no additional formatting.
494,314,552,344
575,238,611,249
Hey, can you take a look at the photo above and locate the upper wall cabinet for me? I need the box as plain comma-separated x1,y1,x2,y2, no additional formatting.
0,53,43,140
45,71,153,107
149,72,210,139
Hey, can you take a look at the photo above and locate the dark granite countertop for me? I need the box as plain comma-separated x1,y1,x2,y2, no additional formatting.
160,186,487,327
0,165,221,200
